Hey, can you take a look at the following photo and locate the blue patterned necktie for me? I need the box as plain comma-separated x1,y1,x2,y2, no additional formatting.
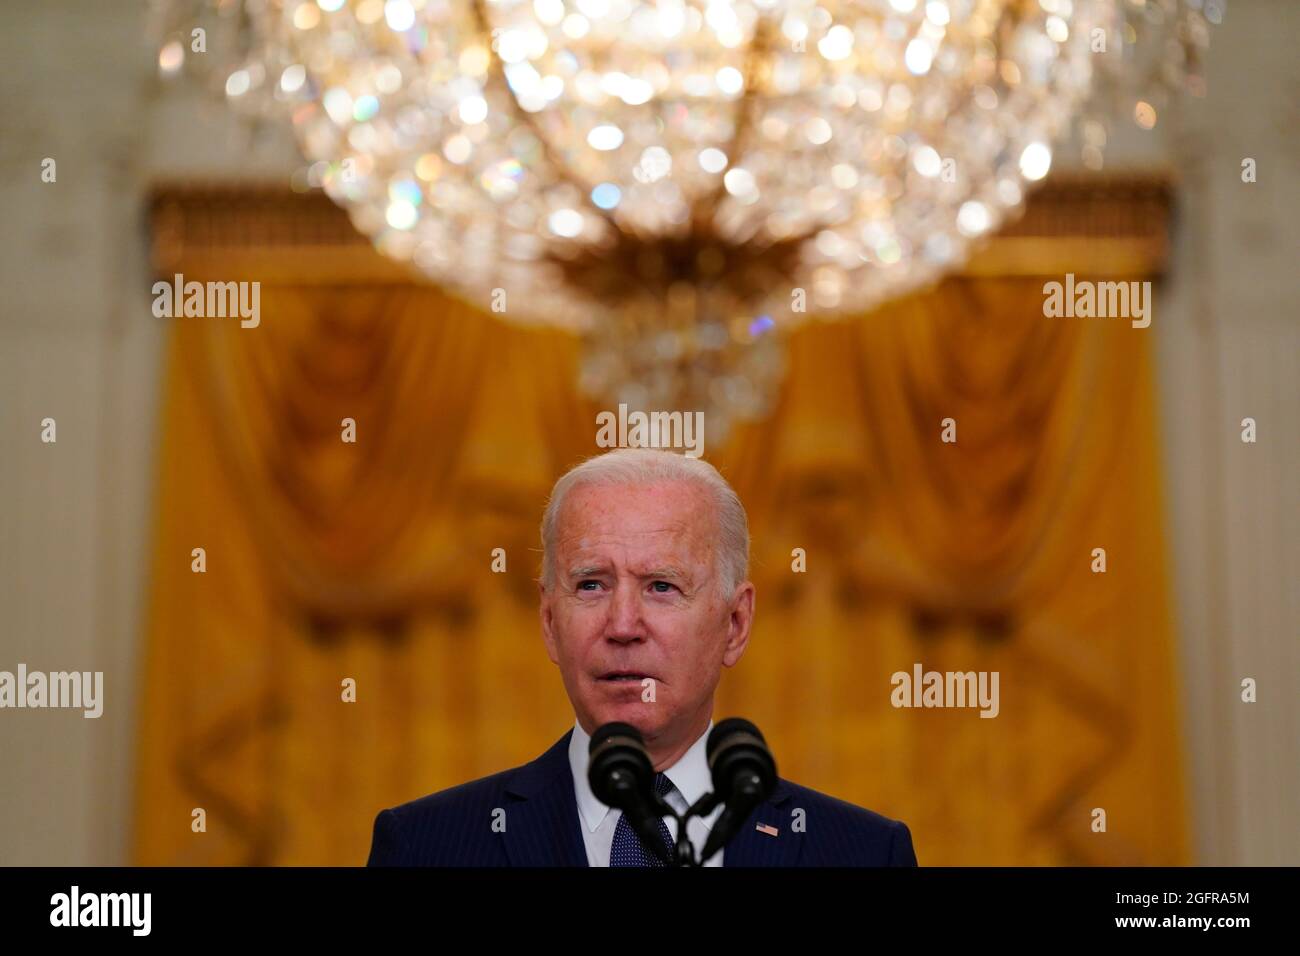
609,772,675,867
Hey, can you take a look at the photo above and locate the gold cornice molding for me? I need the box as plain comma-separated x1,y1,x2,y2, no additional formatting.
149,172,1173,284
965,171,1173,277
149,182,415,284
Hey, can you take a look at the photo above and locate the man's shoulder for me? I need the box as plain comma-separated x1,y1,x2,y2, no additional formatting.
367,734,572,866
367,767,523,866
778,778,903,830
387,766,518,822
777,779,918,866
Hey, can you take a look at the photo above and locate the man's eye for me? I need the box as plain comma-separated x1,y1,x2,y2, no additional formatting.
577,580,601,591
651,581,676,593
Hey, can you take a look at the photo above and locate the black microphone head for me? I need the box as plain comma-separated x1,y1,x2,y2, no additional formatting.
589,721,644,753
587,722,655,809
706,717,767,763
707,717,777,802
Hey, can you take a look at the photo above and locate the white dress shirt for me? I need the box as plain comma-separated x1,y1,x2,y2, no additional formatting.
568,718,725,867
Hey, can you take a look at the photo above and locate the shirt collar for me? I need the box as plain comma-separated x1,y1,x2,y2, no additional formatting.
569,717,715,833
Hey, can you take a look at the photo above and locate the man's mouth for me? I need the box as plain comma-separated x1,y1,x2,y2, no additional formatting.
598,671,654,683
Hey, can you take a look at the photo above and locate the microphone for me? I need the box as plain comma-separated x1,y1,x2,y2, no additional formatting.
698,718,777,863
588,722,674,864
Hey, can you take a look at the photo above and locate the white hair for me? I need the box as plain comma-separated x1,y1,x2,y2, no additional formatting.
540,448,749,595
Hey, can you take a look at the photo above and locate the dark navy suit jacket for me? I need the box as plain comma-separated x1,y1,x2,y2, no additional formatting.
367,728,918,866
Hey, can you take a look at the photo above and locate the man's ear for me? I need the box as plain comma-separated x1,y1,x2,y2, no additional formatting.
721,581,754,668
539,580,560,665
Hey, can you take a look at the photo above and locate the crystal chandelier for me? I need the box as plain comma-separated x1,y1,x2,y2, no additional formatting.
155,0,1218,438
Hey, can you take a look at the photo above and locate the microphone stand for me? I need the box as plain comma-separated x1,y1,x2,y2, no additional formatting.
647,790,724,867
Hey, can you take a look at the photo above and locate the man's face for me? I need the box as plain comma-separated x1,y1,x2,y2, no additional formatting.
539,479,754,746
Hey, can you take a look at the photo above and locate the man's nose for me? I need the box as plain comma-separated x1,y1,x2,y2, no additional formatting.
604,582,646,642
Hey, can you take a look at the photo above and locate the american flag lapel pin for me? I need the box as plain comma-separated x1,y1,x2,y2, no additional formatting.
755,823,779,837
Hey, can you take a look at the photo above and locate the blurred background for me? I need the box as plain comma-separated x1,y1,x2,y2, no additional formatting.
0,0,1296,866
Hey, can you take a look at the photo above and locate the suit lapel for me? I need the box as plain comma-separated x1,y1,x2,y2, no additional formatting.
499,729,803,866
501,729,590,867
722,780,804,867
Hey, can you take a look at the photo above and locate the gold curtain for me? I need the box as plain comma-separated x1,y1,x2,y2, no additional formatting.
135,190,1187,866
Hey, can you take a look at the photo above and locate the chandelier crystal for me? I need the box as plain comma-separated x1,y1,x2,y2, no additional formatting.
155,0,1218,438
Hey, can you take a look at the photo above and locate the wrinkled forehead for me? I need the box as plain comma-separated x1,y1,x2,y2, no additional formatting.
553,480,718,567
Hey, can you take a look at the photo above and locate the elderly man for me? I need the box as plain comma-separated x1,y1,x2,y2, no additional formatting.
367,448,916,866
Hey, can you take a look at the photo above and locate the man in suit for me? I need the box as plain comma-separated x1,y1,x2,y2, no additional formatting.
368,448,917,866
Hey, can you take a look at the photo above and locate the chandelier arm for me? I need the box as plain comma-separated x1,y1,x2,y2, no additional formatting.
467,0,622,235
689,16,774,232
